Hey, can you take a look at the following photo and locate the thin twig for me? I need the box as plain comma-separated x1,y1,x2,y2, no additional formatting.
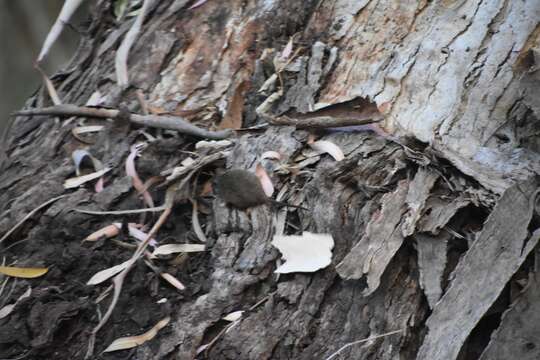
0,195,67,244
75,206,167,215
13,105,232,140
325,329,404,360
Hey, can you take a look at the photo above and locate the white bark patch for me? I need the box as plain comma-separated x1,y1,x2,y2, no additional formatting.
272,232,334,273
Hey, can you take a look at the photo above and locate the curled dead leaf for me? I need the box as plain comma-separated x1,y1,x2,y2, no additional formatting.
308,140,344,162
104,316,171,352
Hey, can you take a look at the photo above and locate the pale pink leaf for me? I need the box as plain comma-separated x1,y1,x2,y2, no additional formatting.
281,37,294,60
126,144,154,208
126,225,158,247
309,140,345,161
83,224,120,242
255,163,274,197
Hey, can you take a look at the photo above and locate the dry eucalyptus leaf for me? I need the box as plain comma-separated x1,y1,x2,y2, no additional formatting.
261,151,282,160
104,316,170,352
272,232,334,273
87,260,131,285
195,140,233,150
73,125,104,134
152,244,206,257
36,65,62,105
0,266,48,279
222,310,243,322
191,200,208,243
64,167,111,189
160,273,186,291
115,0,154,87
37,0,85,62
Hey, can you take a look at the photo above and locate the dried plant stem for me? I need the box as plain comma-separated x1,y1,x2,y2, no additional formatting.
0,195,67,244
325,329,404,360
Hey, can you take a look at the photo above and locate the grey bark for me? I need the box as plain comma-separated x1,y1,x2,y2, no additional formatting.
1,1,539,360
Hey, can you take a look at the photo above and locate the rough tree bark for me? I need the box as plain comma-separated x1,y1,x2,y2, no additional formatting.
1,1,539,360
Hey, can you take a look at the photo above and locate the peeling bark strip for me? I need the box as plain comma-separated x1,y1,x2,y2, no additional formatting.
416,232,449,309
417,195,470,235
336,179,409,295
402,167,439,237
478,274,540,360
417,178,540,360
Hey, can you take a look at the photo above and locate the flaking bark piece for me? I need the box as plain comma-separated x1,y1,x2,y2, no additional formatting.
415,232,449,309
417,177,540,360
402,167,439,237
336,179,409,296
478,274,540,360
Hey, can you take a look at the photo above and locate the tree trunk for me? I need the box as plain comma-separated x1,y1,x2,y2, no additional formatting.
1,1,539,359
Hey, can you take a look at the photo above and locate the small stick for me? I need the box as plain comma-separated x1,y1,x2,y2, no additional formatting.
13,104,232,140
75,206,167,215
264,114,381,129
